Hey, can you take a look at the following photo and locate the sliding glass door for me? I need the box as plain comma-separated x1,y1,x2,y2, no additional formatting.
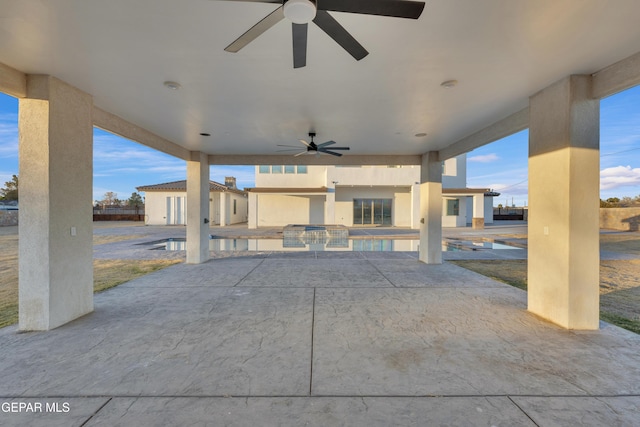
353,199,392,225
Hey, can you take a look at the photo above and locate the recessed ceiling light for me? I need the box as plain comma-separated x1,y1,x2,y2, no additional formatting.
440,80,458,89
163,81,181,90
415,132,427,137
200,133,211,137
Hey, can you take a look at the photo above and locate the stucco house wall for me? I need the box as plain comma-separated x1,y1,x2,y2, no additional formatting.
256,194,324,227
249,154,495,228
138,180,247,226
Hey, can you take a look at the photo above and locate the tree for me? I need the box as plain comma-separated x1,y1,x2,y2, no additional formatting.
607,197,620,205
620,196,635,207
0,174,18,201
127,192,143,207
102,191,117,206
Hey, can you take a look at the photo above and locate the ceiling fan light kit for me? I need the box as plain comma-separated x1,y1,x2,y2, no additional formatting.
223,0,425,68
283,0,317,24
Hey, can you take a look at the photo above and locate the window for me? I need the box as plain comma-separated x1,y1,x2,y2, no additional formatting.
272,165,283,174
353,199,392,225
259,165,270,174
446,199,459,216
233,199,237,214
297,165,307,174
285,165,295,174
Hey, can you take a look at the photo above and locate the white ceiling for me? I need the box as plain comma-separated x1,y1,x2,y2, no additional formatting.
1,0,640,156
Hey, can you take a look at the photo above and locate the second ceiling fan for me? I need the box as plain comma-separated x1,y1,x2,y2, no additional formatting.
277,133,350,157
223,0,426,68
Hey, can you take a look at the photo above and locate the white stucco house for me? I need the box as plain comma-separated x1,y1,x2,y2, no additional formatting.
247,154,497,229
137,177,248,226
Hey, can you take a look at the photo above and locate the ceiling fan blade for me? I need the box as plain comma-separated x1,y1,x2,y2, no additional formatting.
224,6,285,53
277,144,303,147
320,149,343,157
299,139,311,147
317,0,425,19
322,146,350,150
292,23,308,68
276,149,303,152
313,11,368,61
294,150,309,157
316,140,336,147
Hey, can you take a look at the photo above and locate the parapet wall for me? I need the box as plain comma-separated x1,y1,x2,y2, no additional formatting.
0,210,18,226
600,207,640,231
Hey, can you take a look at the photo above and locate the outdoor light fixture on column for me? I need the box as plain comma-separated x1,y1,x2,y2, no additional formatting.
283,0,317,23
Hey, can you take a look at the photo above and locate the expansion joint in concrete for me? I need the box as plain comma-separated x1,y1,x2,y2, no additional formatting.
309,287,316,396
232,259,266,287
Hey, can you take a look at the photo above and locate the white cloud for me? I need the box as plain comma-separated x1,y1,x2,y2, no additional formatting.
468,153,499,163
600,165,640,190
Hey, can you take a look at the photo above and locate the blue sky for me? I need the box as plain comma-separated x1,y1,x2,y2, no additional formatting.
1,86,640,205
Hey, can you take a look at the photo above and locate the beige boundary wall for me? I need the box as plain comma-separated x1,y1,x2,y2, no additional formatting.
600,207,640,231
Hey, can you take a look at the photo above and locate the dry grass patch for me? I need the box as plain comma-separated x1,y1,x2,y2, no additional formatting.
93,234,148,245
93,259,181,293
0,255,180,329
451,259,640,334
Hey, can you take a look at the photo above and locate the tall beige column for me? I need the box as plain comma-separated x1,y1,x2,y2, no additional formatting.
19,75,93,331
411,183,420,230
220,192,227,226
418,152,442,264
248,192,258,229
472,194,485,229
186,152,210,264
528,75,600,329
325,191,335,224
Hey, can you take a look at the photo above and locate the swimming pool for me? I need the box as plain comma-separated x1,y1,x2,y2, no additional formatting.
140,237,522,252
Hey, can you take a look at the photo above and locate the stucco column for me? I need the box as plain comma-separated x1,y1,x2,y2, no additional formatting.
220,192,227,226
528,75,600,330
325,190,335,224
472,194,485,229
418,152,442,264
186,152,210,264
248,192,258,229
411,183,420,229
18,75,93,331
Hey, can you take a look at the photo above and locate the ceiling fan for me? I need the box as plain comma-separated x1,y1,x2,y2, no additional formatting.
223,0,426,68
277,132,350,157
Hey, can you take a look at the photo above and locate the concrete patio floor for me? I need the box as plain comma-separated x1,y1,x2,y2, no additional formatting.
1,224,640,425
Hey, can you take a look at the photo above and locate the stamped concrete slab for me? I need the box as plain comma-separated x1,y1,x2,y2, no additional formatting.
239,258,393,287
510,396,640,427
84,396,535,427
0,398,109,427
0,286,313,397
361,251,417,260
312,287,640,396
371,259,509,288
117,258,267,288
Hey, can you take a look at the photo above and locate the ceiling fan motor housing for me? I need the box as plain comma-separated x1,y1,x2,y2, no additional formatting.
283,0,317,24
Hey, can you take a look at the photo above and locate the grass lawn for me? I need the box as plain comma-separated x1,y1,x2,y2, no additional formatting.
0,232,180,329
450,258,640,334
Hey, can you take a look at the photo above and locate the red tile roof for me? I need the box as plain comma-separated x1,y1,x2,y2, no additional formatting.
136,180,244,194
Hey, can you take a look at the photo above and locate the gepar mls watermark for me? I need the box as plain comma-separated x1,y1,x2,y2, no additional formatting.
1,401,70,413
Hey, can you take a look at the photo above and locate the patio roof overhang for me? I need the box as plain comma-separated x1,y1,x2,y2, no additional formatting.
3,1,640,332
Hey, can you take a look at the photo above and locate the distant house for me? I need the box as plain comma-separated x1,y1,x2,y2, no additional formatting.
246,154,498,229
137,177,248,226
